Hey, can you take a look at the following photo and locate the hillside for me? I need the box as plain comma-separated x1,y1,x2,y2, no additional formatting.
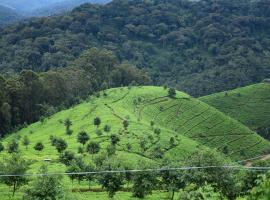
0,0,270,96
200,83,270,140
1,86,270,199
2,86,269,162
0,5,21,27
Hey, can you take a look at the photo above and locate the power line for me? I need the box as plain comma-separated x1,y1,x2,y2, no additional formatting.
0,165,270,177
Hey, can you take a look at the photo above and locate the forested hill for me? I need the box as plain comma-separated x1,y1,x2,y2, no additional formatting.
0,0,270,96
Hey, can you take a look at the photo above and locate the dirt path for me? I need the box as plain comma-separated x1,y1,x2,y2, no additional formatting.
245,154,270,167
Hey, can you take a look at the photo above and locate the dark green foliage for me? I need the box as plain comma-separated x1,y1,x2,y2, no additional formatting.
34,142,44,152
7,139,19,153
77,131,89,146
123,119,129,130
97,160,125,198
168,88,176,98
22,135,30,150
66,159,84,184
0,0,268,98
0,142,4,152
139,139,147,153
64,118,73,136
182,150,237,199
132,169,157,198
126,143,132,152
78,146,84,154
86,141,100,156
103,124,111,133
110,134,120,146
24,165,69,200
106,144,116,157
59,151,75,166
54,138,68,153
0,154,29,196
94,117,101,128
154,128,161,136
160,166,183,200
169,137,175,147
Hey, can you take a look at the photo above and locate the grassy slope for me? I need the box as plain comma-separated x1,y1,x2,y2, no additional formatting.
199,83,270,132
1,86,270,199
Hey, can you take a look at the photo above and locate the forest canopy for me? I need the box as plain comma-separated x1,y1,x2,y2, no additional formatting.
0,0,269,97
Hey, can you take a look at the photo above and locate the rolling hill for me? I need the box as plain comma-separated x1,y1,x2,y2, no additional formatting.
1,86,269,164
1,86,270,199
200,83,270,140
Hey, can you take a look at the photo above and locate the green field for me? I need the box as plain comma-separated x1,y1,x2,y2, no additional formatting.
200,83,270,135
1,86,270,199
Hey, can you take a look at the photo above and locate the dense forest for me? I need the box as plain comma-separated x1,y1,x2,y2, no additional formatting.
0,0,270,97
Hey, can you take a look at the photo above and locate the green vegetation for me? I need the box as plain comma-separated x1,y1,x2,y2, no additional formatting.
0,0,269,97
0,48,150,138
200,83,270,140
0,86,269,199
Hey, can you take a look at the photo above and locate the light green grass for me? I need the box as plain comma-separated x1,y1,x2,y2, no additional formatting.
1,86,269,199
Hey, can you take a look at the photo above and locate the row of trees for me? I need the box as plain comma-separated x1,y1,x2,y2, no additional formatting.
0,48,150,137
1,150,270,199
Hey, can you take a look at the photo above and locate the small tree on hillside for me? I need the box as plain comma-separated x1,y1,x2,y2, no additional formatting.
168,88,176,98
123,119,129,131
169,137,176,147
110,134,120,146
77,131,90,146
94,117,101,128
34,142,44,153
104,124,111,133
139,139,147,153
154,128,161,137
106,144,116,157
54,138,68,154
22,135,30,150
64,118,72,134
7,139,19,153
0,154,29,197
59,151,75,166
86,141,100,158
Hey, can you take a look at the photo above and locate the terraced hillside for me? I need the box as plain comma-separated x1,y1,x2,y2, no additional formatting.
2,86,270,163
200,83,270,139
1,86,270,199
